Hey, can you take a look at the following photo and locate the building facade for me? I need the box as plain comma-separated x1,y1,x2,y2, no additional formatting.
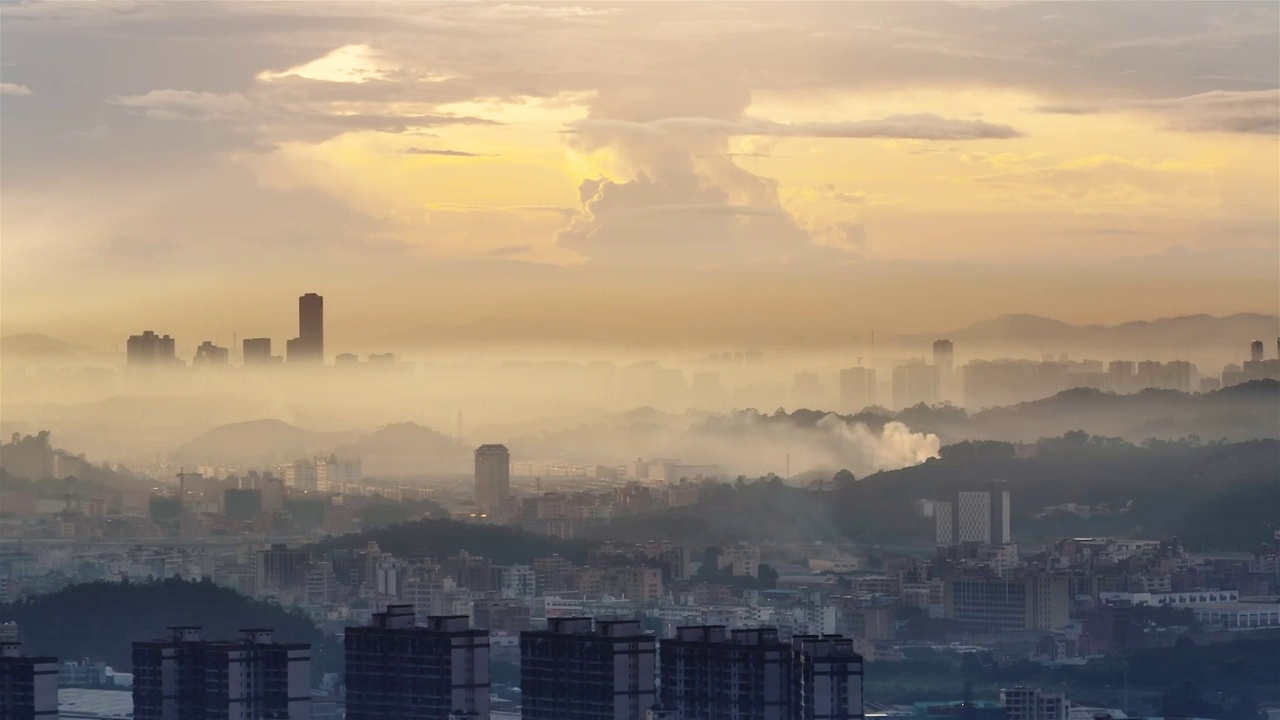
1000,687,1069,720
935,491,1011,547
792,635,864,720
474,445,511,512
943,574,1070,632
344,605,490,720
521,618,655,720
659,626,792,720
0,641,57,720
132,627,310,720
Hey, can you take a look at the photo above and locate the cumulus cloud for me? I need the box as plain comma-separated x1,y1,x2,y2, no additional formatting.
569,113,1023,141
557,171,816,267
0,83,33,96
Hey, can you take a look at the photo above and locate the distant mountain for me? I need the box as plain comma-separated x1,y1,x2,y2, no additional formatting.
173,420,469,475
962,379,1280,443
0,333,95,359
172,419,356,465
335,422,471,476
905,312,1279,360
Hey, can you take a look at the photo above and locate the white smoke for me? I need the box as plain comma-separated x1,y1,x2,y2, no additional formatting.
667,411,940,479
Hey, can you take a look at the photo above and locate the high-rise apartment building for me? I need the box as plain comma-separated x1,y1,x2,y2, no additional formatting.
659,627,865,720
1000,687,1069,720
474,444,511,512
126,331,177,367
943,574,1070,632
132,627,310,720
255,544,313,593
1251,340,1264,362
891,362,939,409
344,605,490,720
838,368,876,414
521,618,655,720
243,338,273,365
932,339,954,374
659,626,792,720
935,491,1011,546
0,641,57,719
792,635,864,720
287,293,324,364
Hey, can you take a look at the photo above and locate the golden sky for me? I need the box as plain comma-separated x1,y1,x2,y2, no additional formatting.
1,2,1277,350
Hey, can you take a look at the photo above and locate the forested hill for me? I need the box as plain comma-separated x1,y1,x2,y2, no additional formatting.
0,578,340,677
317,517,594,564
592,436,1279,550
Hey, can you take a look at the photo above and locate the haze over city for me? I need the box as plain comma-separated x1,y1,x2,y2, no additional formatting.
1,3,1278,720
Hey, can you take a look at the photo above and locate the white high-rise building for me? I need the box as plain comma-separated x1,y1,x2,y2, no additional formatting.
935,490,1011,546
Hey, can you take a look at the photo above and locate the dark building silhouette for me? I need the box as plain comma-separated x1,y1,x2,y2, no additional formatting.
243,337,274,365
223,488,262,521
474,444,511,512
193,341,229,366
791,635,864,720
0,641,57,719
932,339,954,374
344,605,489,720
1251,340,1264,362
126,331,177,366
658,627,865,720
287,293,324,364
132,627,310,720
660,626,791,720
521,617,655,720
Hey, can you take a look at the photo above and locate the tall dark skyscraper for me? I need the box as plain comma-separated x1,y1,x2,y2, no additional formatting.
932,339,954,374
287,293,324,364
474,444,511,511
1251,339,1264,362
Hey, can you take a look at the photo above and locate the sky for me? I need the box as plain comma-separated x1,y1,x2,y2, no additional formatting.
1,1,1277,352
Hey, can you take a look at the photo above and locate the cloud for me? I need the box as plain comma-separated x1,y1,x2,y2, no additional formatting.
570,113,1023,141
403,147,487,157
257,44,399,84
0,83,33,96
66,125,113,141
98,236,181,260
1034,90,1279,135
1132,89,1280,135
113,90,251,121
488,244,533,256
1032,103,1101,115
483,4,615,19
